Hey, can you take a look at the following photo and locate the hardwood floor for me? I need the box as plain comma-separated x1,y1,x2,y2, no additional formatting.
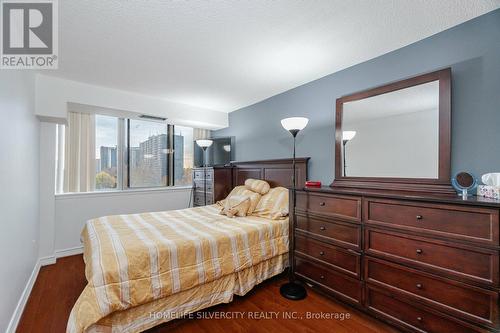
17,255,399,333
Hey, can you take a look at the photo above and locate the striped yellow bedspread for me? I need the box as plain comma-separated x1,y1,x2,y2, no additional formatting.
67,205,289,332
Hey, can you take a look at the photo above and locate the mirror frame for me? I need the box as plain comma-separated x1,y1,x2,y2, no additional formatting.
332,68,454,194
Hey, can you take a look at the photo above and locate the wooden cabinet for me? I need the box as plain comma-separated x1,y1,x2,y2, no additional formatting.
366,285,487,333
295,255,363,306
295,234,361,278
295,214,362,250
294,187,500,333
365,257,498,327
364,198,499,247
193,167,214,206
295,192,361,222
193,166,233,206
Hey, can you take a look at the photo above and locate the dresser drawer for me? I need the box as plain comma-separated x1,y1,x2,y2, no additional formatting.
295,234,361,278
295,192,361,222
365,257,498,327
295,255,362,305
365,228,499,287
194,180,213,192
366,285,486,333
365,198,499,247
295,214,361,250
194,169,213,180
194,192,213,206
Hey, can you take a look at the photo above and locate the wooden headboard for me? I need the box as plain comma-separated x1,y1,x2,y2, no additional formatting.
232,158,309,188
213,158,310,201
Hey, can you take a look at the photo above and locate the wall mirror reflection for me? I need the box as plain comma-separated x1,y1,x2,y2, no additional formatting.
333,68,452,193
341,81,439,178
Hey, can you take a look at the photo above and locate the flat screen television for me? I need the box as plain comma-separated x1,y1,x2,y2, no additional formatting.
194,137,235,167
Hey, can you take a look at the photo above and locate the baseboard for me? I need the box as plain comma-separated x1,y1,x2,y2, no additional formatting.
55,245,83,258
6,259,41,333
38,246,84,267
39,255,56,266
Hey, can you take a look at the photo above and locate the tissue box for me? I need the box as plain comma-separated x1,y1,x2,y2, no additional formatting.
477,185,500,200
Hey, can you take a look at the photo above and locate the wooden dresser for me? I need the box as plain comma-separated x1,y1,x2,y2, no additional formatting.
294,187,500,333
192,166,233,206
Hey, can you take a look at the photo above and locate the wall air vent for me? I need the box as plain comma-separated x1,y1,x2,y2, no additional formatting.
139,114,167,121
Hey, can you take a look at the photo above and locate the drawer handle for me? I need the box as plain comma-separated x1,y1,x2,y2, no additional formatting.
417,317,423,322
416,283,423,289
319,226,326,231
416,215,423,220
319,251,325,256
319,202,326,206
416,249,423,254
320,275,325,280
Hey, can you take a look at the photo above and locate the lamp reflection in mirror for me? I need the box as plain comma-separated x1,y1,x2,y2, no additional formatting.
195,139,213,150
342,131,356,176
223,144,231,152
195,139,213,205
279,117,308,301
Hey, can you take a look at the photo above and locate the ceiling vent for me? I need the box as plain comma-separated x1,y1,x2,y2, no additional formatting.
139,114,167,121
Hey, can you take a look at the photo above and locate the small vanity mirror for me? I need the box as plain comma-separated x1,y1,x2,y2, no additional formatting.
334,69,453,193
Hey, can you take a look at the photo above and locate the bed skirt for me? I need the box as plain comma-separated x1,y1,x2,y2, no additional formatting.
86,253,288,333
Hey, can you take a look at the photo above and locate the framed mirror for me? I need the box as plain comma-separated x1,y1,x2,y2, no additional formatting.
332,68,454,194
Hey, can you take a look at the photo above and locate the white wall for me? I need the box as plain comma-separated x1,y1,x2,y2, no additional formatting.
35,75,228,130
344,109,439,178
54,188,192,251
0,72,39,332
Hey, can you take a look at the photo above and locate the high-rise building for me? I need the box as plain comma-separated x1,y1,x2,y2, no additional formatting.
138,134,168,185
129,147,141,169
174,134,184,181
100,146,117,171
129,133,186,185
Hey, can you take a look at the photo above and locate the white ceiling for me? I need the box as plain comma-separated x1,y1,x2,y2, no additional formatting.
51,0,500,113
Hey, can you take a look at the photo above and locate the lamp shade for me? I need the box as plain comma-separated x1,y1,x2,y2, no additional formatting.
281,117,309,131
196,139,213,148
342,131,356,141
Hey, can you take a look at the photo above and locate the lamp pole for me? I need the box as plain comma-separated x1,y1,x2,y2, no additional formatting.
202,146,207,206
290,129,298,283
195,139,213,206
343,139,348,176
279,117,308,300
341,131,356,177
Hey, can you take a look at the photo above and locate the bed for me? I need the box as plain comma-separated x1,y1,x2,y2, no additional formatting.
67,158,308,333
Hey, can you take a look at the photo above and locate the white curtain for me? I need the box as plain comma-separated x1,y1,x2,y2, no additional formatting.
55,124,65,194
193,128,211,140
63,112,96,192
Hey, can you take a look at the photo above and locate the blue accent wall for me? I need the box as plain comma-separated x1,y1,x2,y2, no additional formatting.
215,10,500,184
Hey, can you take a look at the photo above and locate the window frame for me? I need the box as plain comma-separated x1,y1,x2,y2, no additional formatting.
124,119,175,189
93,116,184,191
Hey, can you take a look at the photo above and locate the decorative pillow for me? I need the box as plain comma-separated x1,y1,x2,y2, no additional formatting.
244,179,271,195
252,187,289,220
218,185,262,214
219,195,251,218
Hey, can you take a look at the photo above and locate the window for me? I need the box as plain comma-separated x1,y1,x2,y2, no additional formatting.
174,126,194,186
128,119,168,188
57,112,196,193
95,115,118,190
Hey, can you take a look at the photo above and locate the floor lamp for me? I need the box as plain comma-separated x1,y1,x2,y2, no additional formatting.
279,117,309,300
196,139,213,205
342,131,356,176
